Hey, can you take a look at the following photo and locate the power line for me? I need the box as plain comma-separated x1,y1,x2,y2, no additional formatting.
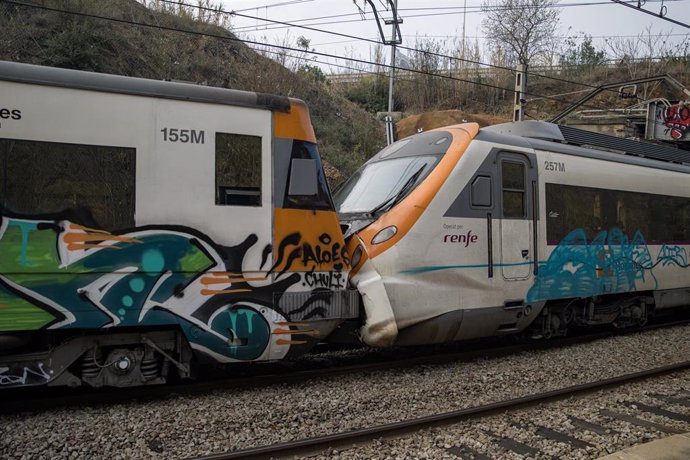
0,0,658,116
160,0,679,107
229,0,687,33
609,0,690,30
312,32,690,47
232,0,316,13
159,0,609,92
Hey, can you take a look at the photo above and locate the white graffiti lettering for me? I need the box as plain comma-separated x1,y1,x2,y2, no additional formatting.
0,362,51,386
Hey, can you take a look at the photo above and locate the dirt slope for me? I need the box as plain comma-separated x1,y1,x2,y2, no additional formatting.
396,110,510,139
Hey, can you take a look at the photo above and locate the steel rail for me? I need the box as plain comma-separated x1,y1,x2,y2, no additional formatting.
192,359,690,460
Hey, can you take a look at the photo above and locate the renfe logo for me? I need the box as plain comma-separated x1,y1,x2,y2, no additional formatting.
443,230,478,247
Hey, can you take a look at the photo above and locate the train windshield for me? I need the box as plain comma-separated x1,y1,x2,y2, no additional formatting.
334,155,441,215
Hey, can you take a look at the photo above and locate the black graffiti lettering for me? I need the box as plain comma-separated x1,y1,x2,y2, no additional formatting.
332,242,341,263
278,232,351,271
319,233,332,245
302,244,317,266
304,270,346,289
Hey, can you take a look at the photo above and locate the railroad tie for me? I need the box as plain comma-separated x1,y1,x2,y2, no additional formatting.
568,416,620,436
624,401,690,423
482,430,543,458
445,445,493,460
599,409,682,434
648,393,690,408
512,422,593,450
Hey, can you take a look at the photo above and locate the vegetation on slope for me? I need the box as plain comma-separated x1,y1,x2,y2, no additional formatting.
0,0,385,184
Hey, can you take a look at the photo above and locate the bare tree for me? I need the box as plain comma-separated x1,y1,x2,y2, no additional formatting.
481,0,560,66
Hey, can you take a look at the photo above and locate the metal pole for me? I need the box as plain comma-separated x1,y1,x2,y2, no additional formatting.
513,63,527,122
461,0,466,62
387,0,398,121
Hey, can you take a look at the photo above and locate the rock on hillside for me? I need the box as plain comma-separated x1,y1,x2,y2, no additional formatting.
396,110,510,139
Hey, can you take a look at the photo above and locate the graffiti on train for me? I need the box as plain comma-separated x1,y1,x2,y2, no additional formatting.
270,231,349,290
0,363,51,386
659,103,690,140
0,214,335,362
527,227,689,303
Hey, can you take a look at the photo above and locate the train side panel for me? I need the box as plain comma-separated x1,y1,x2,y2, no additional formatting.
0,62,355,388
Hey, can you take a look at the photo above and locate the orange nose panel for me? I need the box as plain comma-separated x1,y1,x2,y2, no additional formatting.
273,208,350,273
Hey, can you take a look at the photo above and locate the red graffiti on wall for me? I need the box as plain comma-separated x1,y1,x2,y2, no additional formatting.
661,103,690,140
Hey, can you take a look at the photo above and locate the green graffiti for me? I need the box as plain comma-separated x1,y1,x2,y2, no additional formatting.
0,289,54,330
179,246,213,272
0,222,62,277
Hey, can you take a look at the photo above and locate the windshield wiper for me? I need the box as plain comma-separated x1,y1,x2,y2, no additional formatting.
368,165,426,218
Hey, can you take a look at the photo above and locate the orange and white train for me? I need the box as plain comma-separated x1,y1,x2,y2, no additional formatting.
335,121,690,347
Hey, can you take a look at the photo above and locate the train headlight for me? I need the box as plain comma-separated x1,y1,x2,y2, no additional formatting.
371,225,398,245
350,245,363,268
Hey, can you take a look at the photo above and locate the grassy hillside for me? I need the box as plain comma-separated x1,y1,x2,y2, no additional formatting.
0,0,384,184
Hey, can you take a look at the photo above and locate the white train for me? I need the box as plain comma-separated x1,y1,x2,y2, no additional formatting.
335,121,690,347
0,61,357,388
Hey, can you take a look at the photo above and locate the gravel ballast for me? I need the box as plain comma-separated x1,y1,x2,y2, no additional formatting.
3,324,690,459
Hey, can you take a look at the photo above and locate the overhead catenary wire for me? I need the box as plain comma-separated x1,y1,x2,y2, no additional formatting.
157,0,613,92
609,0,690,30
174,0,689,111
0,0,662,117
229,0,687,33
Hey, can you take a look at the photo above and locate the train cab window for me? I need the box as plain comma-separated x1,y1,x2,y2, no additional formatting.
215,133,261,206
0,138,135,231
285,140,332,210
501,161,525,218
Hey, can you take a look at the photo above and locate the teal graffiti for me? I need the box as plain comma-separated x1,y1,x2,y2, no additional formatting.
142,249,165,274
129,278,145,293
657,245,688,267
526,228,686,303
14,221,38,268
0,216,278,362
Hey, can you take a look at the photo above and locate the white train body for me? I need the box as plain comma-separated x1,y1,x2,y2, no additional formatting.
0,61,356,388
336,122,690,347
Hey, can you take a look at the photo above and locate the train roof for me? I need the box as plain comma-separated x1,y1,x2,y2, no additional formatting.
0,60,291,112
481,120,690,173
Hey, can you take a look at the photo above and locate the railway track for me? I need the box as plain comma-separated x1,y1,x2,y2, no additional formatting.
2,316,690,415
192,360,690,460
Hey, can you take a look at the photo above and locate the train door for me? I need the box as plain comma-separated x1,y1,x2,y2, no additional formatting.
498,152,535,280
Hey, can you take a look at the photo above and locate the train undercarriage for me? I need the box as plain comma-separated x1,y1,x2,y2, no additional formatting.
528,289,690,339
0,329,193,388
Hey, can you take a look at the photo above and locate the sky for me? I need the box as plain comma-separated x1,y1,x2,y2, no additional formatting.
212,0,690,72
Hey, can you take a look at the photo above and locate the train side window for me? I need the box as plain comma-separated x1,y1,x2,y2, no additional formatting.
215,133,262,206
546,183,690,244
470,175,492,207
501,161,525,218
0,138,135,231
